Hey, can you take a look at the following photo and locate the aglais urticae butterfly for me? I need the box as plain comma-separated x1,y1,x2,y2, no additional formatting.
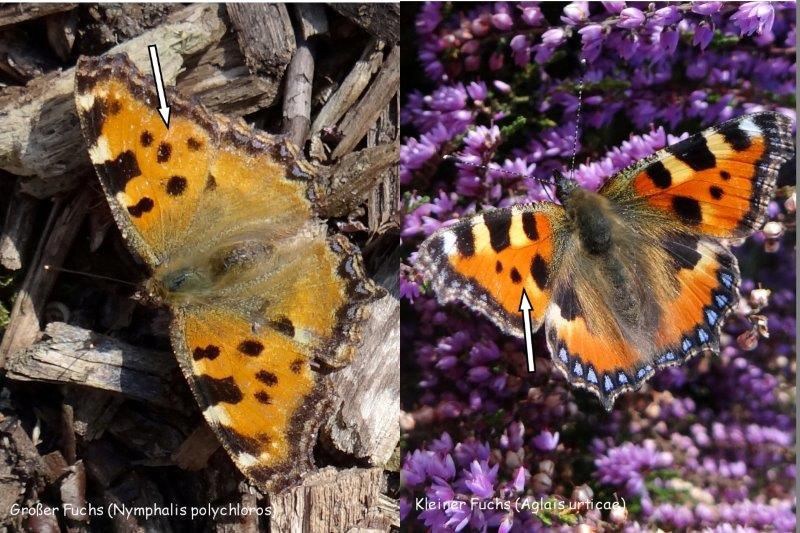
74,53,381,491
418,112,794,410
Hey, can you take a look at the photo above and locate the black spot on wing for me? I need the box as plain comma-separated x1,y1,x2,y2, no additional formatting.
255,370,278,386
495,261,503,273
646,161,672,188
667,136,716,171
127,197,154,218
140,131,153,147
254,391,272,405
554,283,581,321
100,150,141,194
522,211,539,240
187,137,203,151
80,97,109,147
193,345,221,361
709,186,724,200
719,123,752,151
720,170,731,180
107,99,122,115
268,316,295,338
238,340,264,356
452,223,475,257
531,254,549,290
290,359,304,374
166,176,187,196
484,210,512,252
672,196,703,225
156,142,172,163
663,232,701,271
510,267,522,284
197,375,243,405
205,174,217,191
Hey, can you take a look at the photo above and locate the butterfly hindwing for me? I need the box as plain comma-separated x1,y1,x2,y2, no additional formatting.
418,204,565,337
546,234,739,409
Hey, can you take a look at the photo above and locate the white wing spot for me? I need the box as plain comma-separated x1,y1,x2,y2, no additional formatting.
203,405,232,426
88,136,112,164
76,92,96,112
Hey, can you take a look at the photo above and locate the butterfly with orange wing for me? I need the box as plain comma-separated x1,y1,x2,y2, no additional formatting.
418,112,794,410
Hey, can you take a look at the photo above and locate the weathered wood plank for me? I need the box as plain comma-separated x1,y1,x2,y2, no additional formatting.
0,3,75,29
324,249,399,466
331,45,399,160
0,181,39,270
328,4,399,44
226,3,295,78
0,189,90,364
310,38,384,139
4,321,184,411
269,467,392,532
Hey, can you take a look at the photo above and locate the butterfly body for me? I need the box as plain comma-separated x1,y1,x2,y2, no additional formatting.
75,54,381,492
419,112,793,409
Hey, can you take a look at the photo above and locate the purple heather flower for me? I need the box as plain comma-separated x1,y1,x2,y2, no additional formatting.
617,7,646,29
601,1,625,15
731,2,776,36
652,5,682,26
492,79,511,94
542,27,567,47
492,12,514,31
561,2,589,26
464,460,498,498
466,81,488,102
692,2,723,15
693,22,715,49
578,24,604,61
533,430,560,451
520,5,543,26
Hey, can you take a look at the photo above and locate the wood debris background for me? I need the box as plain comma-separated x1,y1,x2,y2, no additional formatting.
0,3,399,531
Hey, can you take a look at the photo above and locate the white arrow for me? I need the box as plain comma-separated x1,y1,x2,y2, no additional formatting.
519,289,535,373
148,45,170,128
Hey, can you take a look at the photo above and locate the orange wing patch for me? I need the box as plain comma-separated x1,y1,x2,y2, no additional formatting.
630,112,793,238
418,204,564,337
177,306,323,491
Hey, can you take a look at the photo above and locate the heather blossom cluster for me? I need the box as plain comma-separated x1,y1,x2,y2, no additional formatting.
401,2,795,531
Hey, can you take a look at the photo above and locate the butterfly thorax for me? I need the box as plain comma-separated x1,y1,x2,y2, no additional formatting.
145,239,275,307
561,186,615,255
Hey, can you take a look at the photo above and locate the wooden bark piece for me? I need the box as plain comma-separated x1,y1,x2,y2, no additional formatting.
0,182,39,270
227,3,295,78
325,251,399,466
4,321,184,410
294,4,328,40
172,423,221,472
282,42,314,148
328,4,400,44
367,98,400,232
310,38,384,138
317,142,398,218
269,467,390,533
331,45,399,160
177,32,281,117
0,188,90,365
0,3,226,198
0,3,75,29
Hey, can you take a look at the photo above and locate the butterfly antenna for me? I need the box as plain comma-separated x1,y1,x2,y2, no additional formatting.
44,264,138,287
568,58,587,182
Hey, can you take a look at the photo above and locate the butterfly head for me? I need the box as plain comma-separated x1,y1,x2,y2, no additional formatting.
553,170,579,204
